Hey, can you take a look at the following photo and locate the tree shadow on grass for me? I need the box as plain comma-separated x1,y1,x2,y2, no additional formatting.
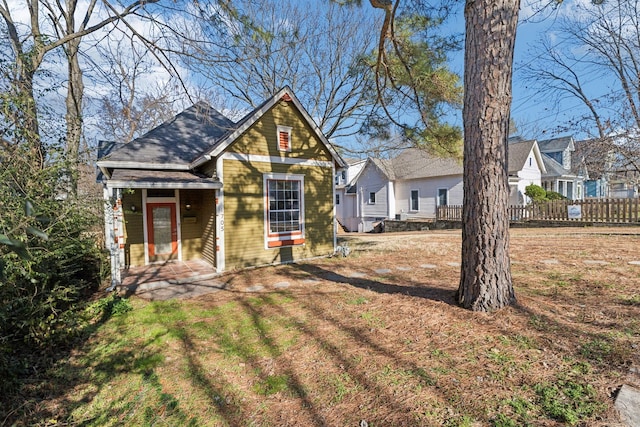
287,262,459,306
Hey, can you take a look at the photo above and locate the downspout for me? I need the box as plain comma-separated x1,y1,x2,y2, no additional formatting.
332,164,337,251
358,187,364,232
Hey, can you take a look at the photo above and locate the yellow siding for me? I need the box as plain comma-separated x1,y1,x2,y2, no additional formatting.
178,189,216,266
221,99,336,270
200,190,216,266
179,189,202,261
227,99,333,163
222,159,334,270
121,190,145,267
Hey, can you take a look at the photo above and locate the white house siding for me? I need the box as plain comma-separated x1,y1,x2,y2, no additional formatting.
394,175,464,219
335,159,366,232
356,163,391,231
336,189,359,231
511,151,542,205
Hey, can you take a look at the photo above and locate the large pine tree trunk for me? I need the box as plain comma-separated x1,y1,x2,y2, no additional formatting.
457,0,520,311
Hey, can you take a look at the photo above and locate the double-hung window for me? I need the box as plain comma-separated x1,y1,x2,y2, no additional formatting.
264,173,305,248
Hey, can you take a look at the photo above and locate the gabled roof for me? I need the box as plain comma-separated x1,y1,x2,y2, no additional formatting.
191,86,346,169
97,87,346,179
508,139,547,174
538,135,575,153
541,154,578,178
97,102,235,170
371,158,396,180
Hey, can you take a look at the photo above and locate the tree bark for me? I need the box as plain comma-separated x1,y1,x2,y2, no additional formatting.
457,0,520,311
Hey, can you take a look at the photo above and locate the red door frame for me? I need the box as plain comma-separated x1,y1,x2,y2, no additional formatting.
146,203,178,258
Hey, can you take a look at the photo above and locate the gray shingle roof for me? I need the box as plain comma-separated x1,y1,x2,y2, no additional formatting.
108,169,221,189
383,144,536,180
541,154,577,178
390,148,462,179
99,101,236,166
538,136,574,152
508,139,536,174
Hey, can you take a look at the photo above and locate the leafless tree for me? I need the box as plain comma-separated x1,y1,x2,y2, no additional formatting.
186,0,382,148
0,0,165,171
0,0,239,192
523,0,640,174
90,35,181,144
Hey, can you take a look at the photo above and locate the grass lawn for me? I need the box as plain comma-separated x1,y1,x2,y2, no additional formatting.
6,227,640,426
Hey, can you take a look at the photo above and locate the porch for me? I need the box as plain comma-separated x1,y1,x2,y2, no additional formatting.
120,259,219,296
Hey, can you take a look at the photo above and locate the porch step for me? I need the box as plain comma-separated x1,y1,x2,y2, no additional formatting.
123,272,220,291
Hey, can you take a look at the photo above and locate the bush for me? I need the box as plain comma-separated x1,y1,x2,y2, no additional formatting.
545,191,566,200
524,185,567,203
0,144,106,395
524,184,547,203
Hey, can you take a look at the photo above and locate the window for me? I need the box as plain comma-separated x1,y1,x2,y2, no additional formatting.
410,190,419,211
547,151,563,164
369,192,376,204
277,125,292,152
437,188,448,206
336,194,340,205
264,174,304,248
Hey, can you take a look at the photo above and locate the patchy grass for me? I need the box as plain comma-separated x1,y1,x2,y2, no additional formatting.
3,227,640,426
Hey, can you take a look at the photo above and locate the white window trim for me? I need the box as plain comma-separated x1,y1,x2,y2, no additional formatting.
410,189,420,212
276,125,292,152
263,173,305,249
369,191,376,204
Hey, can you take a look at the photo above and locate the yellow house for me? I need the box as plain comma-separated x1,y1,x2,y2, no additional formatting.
97,87,346,287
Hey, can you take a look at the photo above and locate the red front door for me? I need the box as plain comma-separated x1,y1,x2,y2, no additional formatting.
147,203,178,262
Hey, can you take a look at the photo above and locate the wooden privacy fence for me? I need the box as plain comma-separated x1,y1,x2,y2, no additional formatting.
437,198,640,223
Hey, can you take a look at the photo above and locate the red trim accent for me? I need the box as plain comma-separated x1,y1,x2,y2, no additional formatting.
267,238,305,248
281,93,292,102
267,230,302,238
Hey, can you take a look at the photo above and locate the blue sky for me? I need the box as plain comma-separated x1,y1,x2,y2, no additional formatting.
440,0,608,142
4,0,606,150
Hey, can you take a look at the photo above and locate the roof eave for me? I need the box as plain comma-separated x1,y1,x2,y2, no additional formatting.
96,160,191,170
106,180,222,190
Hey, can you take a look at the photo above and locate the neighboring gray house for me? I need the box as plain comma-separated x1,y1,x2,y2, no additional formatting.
341,140,546,232
537,136,587,200
335,158,366,232
575,137,639,198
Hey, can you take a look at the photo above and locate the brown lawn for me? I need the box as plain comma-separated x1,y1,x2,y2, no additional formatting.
15,227,640,426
